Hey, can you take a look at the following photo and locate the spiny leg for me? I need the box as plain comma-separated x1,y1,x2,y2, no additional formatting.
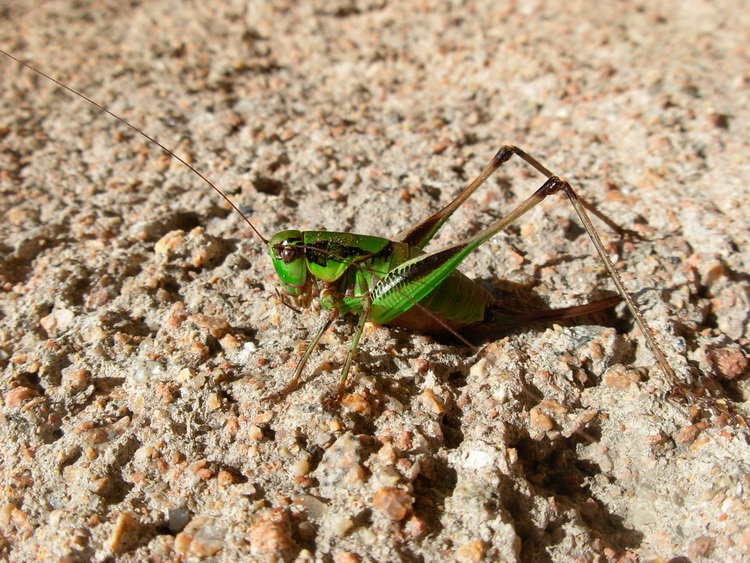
263,308,339,402
391,173,676,386
559,180,677,385
398,145,675,385
473,174,676,386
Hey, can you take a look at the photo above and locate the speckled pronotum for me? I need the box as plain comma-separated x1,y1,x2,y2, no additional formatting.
1,49,678,401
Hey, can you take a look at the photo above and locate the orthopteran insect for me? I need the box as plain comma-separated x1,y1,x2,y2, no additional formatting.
2,50,677,403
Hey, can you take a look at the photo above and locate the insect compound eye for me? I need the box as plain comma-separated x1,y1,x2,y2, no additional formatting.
277,242,302,264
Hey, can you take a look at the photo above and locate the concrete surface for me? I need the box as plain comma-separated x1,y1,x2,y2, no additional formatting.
1,0,749,561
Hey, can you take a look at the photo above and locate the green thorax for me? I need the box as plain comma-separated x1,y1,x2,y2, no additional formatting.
301,231,399,281
269,230,416,301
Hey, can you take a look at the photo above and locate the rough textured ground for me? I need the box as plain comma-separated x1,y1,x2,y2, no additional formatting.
1,0,749,561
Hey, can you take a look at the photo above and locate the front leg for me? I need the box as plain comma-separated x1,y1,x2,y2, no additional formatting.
331,294,373,401
263,306,339,403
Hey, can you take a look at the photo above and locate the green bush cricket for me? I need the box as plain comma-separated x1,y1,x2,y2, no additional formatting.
2,50,678,404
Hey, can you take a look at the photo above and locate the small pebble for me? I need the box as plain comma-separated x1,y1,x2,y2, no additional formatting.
168,508,190,533
341,393,370,414
455,539,485,562
372,487,412,521
331,514,354,537
333,551,360,563
603,365,641,390
530,408,554,431
107,512,139,553
247,424,264,441
418,388,446,414
709,347,747,380
249,509,295,557
4,387,40,407
291,458,310,478
190,523,226,557
315,433,366,488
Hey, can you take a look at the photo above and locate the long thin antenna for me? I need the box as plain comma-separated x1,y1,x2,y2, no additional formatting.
1,48,268,245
